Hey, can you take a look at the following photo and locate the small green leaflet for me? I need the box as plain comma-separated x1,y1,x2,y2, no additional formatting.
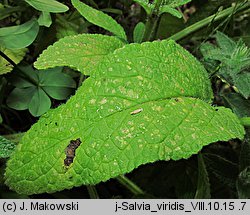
5,40,245,194
0,19,39,49
159,5,182,18
34,34,125,75
25,0,69,13
71,0,127,41
133,22,146,43
38,11,52,27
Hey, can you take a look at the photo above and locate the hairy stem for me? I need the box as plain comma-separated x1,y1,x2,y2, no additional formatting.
169,1,250,41
86,185,99,199
116,175,145,195
143,0,163,41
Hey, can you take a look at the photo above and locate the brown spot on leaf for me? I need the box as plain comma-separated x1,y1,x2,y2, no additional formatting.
64,138,82,166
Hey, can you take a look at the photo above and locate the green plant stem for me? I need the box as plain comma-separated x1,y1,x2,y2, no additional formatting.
169,1,250,41
143,0,163,41
240,117,250,127
86,185,99,199
116,175,145,195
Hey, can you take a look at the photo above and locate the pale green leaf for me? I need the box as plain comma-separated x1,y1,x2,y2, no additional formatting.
0,19,39,49
0,46,27,75
38,11,52,27
34,34,125,75
133,22,145,43
71,0,127,40
25,0,69,13
5,40,244,194
159,6,183,18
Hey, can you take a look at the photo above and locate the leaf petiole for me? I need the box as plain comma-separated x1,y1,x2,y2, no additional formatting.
116,175,145,196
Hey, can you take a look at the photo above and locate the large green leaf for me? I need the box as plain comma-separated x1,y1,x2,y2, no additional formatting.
5,40,245,194
0,19,39,49
71,0,127,40
34,34,125,75
25,0,69,13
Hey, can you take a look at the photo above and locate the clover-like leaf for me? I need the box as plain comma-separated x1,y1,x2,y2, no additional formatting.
34,34,125,75
72,0,127,41
7,66,76,117
5,40,245,195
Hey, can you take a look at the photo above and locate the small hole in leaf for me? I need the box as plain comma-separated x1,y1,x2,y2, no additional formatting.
55,122,58,126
